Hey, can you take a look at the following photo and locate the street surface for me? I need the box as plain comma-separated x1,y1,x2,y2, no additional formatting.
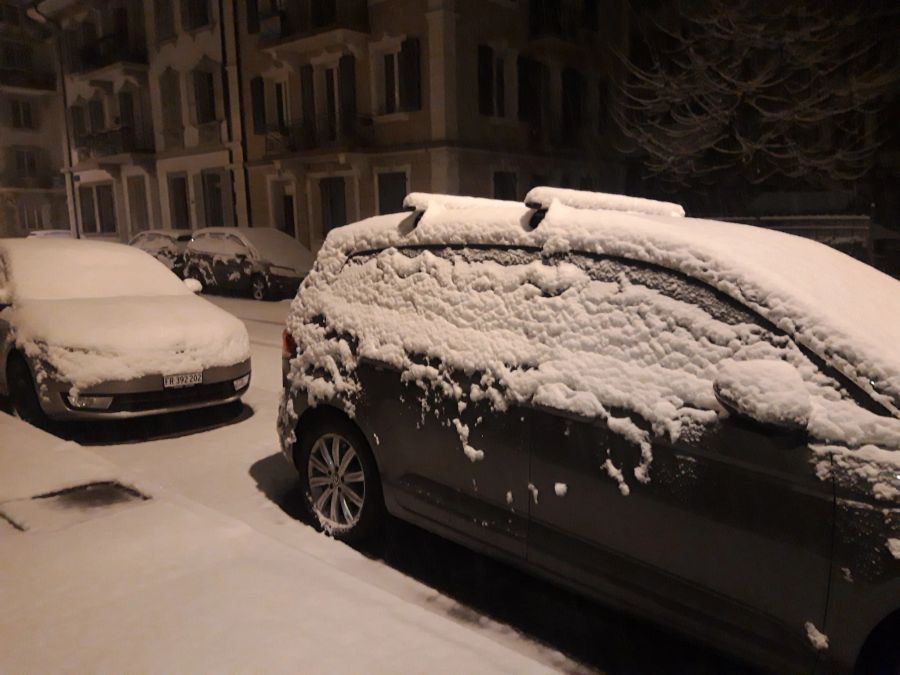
2,294,757,674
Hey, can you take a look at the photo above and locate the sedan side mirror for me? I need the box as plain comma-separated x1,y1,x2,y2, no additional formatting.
713,360,811,433
184,278,203,293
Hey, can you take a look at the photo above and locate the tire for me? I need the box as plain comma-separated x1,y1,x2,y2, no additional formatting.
296,416,384,544
7,355,51,429
250,275,268,301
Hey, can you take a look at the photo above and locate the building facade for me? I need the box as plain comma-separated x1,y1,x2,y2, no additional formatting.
37,0,625,248
0,0,67,237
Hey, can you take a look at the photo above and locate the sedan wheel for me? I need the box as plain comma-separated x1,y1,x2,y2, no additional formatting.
251,276,267,301
297,419,384,543
307,433,366,530
7,356,50,429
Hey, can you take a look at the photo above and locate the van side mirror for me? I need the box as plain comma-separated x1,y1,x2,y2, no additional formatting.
713,360,811,433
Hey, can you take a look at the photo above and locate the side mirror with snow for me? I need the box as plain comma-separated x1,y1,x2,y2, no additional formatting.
184,278,203,294
713,360,811,433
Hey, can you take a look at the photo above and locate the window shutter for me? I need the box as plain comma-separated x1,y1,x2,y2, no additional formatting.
192,173,205,229
338,53,356,134
399,37,421,111
180,0,191,30
478,45,493,116
250,76,266,133
222,170,235,227
300,64,315,135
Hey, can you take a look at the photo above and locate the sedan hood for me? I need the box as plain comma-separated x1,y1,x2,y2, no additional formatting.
6,295,250,388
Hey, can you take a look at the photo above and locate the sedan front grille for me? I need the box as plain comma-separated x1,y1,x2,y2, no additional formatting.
105,381,237,413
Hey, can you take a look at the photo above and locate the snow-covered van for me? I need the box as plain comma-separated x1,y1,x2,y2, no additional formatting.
278,188,900,674
0,238,251,425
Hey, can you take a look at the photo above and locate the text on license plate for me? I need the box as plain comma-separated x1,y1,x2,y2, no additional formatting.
163,372,202,388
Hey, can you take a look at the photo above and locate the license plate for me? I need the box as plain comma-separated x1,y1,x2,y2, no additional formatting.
163,371,202,388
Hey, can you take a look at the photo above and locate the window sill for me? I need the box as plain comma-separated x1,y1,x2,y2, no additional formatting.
155,33,177,47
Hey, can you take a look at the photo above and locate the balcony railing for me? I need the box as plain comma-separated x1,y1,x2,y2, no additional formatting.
259,0,368,46
77,34,147,72
75,127,153,158
0,68,56,91
264,116,373,154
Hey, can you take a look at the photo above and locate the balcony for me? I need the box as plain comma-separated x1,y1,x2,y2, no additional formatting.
0,68,56,93
77,34,147,74
265,116,373,155
75,127,154,160
259,0,368,50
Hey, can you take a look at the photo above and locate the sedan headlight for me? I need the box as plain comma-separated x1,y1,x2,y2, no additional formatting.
269,265,299,278
68,393,114,410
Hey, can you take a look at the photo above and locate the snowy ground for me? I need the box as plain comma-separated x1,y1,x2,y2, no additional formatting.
0,294,753,674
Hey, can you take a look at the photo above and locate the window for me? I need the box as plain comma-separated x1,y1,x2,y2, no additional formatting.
181,0,210,31
0,4,21,26
20,203,43,230
562,67,584,139
517,56,544,130
250,76,266,133
311,0,336,28
10,100,33,129
96,184,117,234
478,46,505,117
154,0,175,40
377,172,407,215
193,70,216,124
274,81,288,128
79,186,97,233
201,169,224,227
169,174,191,229
77,183,117,234
88,99,105,133
379,38,421,115
160,69,182,131
493,171,517,200
71,106,86,137
127,175,150,233
15,149,37,178
1,40,31,69
320,176,347,233
247,0,260,34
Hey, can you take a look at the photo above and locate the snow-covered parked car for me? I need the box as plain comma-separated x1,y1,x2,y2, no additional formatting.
0,238,251,426
278,188,900,675
183,227,314,301
129,229,193,278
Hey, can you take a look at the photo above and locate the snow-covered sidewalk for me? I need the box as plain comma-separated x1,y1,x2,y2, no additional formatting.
0,410,574,673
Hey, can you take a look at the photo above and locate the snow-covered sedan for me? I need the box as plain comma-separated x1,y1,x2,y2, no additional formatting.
183,227,314,301
129,229,193,278
0,238,251,427
278,188,900,674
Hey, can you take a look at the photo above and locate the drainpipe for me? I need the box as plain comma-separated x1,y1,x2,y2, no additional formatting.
27,1,82,239
218,0,251,227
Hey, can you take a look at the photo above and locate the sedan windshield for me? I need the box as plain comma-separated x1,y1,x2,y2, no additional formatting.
1,239,191,302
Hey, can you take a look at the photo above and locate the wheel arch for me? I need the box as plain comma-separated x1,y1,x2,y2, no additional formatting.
293,404,384,479
854,606,900,674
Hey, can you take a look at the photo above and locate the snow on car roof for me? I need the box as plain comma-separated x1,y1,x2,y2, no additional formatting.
403,192,522,211
317,199,900,412
525,186,685,218
0,238,191,302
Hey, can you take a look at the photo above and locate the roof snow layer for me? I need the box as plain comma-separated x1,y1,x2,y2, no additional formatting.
317,201,900,413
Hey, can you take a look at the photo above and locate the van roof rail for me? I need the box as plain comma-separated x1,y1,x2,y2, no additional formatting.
524,187,685,218
403,193,523,213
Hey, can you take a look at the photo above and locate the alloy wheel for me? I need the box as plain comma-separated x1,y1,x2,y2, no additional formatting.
307,433,366,530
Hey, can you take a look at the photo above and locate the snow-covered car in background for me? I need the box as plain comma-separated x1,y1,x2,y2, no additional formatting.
0,238,251,426
183,227,314,301
278,188,900,675
26,229,73,238
129,229,193,278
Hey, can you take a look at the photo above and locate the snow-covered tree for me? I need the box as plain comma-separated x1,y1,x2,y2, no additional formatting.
614,0,899,190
